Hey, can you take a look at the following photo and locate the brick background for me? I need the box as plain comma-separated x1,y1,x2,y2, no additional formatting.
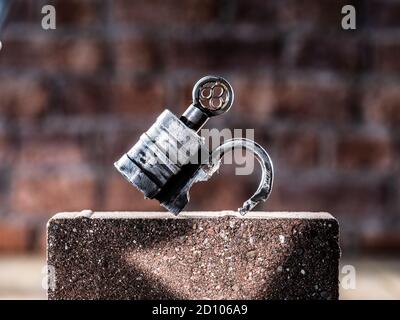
0,0,399,253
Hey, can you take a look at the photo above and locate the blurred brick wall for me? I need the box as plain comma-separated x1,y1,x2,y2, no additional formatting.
0,0,399,253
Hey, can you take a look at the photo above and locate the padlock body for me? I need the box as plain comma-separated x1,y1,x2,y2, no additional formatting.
114,109,207,209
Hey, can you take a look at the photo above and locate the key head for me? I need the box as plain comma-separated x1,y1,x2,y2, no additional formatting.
192,76,234,116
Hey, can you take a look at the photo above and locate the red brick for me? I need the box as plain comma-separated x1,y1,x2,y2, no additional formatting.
100,128,143,166
36,225,48,254
0,220,31,252
360,232,400,253
57,76,110,114
110,76,166,116
0,75,49,119
7,0,104,28
366,0,400,28
10,168,96,216
104,172,161,211
112,0,218,26
5,0,40,25
0,132,8,163
277,0,349,30
271,128,320,169
371,39,400,74
293,32,361,72
165,33,282,71
363,82,400,127
0,0,399,256
114,36,160,72
55,38,109,75
0,36,108,75
17,138,85,166
274,75,351,123
233,0,277,25
336,129,394,171
174,75,205,109
263,171,390,217
0,36,46,70
231,76,276,121
188,173,251,212
51,0,105,28
0,166,11,216
0,128,16,164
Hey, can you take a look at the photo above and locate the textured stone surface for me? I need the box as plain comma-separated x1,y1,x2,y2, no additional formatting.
47,211,340,300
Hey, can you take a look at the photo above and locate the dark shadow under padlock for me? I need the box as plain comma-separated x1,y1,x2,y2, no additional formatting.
114,76,274,215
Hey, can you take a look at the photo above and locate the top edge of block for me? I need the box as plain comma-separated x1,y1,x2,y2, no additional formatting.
49,211,336,221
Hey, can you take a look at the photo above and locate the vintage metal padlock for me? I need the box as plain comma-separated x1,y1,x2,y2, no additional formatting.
114,76,274,215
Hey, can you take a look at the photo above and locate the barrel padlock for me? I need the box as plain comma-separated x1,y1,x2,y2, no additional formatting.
114,76,274,215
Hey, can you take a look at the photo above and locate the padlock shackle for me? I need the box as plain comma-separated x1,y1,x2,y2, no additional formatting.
208,138,274,215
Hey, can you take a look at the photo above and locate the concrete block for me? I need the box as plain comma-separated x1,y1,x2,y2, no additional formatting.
47,211,340,300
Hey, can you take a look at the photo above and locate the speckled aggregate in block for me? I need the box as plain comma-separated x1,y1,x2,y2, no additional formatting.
47,211,340,300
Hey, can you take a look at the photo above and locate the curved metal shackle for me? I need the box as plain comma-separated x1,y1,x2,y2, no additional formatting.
208,138,274,215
